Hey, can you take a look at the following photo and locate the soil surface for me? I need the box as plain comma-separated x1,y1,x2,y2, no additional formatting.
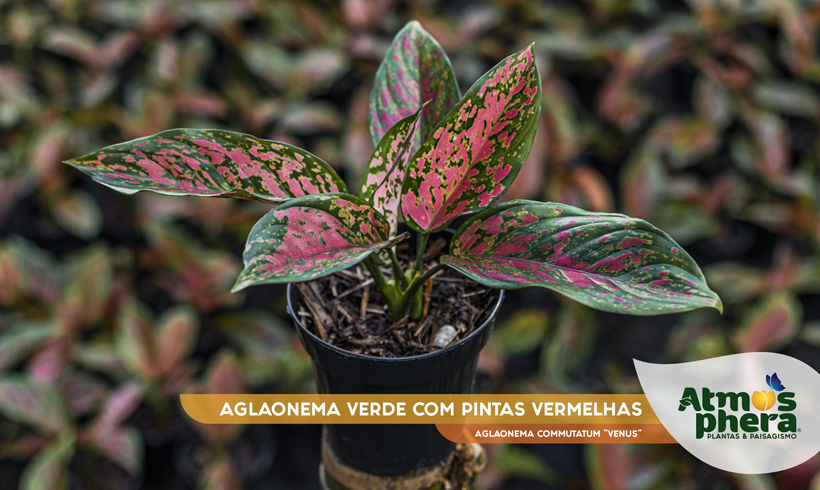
294,239,499,357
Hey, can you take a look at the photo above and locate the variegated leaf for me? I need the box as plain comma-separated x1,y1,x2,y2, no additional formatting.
61,244,113,328
233,194,408,290
27,338,69,386
145,222,242,312
0,321,56,371
116,300,159,381
60,372,107,416
369,21,460,147
359,108,423,235
441,201,722,315
85,427,143,475
732,293,801,352
156,306,199,375
0,237,61,307
585,444,631,490
19,433,75,490
0,376,70,434
199,350,245,444
65,129,346,203
401,45,542,233
200,453,242,490
94,381,144,428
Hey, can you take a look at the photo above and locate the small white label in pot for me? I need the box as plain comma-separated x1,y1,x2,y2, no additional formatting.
432,325,457,349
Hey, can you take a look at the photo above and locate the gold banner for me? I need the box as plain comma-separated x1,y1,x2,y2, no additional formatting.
180,394,663,425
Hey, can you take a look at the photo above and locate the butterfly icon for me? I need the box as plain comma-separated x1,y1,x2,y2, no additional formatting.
766,373,786,392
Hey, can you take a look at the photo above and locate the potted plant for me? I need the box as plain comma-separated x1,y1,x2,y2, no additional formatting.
64,20,721,488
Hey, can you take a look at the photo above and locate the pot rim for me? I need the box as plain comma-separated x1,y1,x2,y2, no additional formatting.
287,282,504,363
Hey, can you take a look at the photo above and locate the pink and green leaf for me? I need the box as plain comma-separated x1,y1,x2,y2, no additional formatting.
0,321,56,371
585,444,631,490
200,453,242,490
541,305,596,382
94,381,145,429
27,339,70,386
359,107,424,235
441,201,722,315
155,306,199,375
206,351,245,396
19,433,75,490
0,238,61,308
60,372,108,416
115,300,159,381
732,293,801,352
65,129,346,203
0,433,51,459
232,194,408,290
84,427,143,475
369,21,460,147
401,45,542,233
0,376,70,435
199,350,245,444
61,244,114,328
145,222,242,312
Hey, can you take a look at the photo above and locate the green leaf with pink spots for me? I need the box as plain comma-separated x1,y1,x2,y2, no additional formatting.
401,45,542,233
440,201,722,315
232,194,409,290
369,21,460,147
359,107,424,235
64,129,346,203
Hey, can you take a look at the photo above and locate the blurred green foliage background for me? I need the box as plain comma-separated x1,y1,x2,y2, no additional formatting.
2,0,820,489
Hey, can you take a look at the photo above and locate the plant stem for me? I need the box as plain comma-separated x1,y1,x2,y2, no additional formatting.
397,263,445,318
363,255,401,318
387,248,408,289
415,233,429,274
363,255,391,294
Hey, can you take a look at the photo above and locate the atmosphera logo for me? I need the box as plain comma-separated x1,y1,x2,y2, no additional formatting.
635,354,820,474
677,373,797,440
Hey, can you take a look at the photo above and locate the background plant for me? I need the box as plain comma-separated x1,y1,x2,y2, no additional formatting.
2,0,820,489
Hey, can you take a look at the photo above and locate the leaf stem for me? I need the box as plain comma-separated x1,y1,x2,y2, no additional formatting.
363,255,391,295
363,255,400,316
387,248,408,289
397,263,445,318
415,233,429,274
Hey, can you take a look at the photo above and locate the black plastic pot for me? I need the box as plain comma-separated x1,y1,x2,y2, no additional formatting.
287,283,504,477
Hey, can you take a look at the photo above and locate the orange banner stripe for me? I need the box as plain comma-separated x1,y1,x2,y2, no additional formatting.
436,424,677,444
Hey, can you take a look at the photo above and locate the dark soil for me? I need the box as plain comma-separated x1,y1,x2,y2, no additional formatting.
295,239,499,357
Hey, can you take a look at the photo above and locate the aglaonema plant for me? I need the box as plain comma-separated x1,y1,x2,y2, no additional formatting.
65,21,722,325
